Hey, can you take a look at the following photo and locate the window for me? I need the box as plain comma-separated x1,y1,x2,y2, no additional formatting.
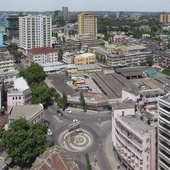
13,97,14,100
19,97,21,99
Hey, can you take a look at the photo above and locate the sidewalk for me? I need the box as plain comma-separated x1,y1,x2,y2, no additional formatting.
67,107,110,116
104,132,118,170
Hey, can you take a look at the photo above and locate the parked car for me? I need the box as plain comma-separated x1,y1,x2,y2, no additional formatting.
65,109,72,113
47,129,52,136
73,119,78,123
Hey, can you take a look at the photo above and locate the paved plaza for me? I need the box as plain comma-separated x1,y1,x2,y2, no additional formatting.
59,128,93,153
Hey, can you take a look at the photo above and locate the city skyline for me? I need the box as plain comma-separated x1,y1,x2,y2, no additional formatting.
0,0,170,12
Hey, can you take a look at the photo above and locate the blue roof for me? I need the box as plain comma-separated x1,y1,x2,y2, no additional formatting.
146,69,167,78
0,44,7,48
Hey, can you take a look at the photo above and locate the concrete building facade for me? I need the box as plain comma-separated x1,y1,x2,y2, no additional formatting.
7,77,32,113
160,13,170,23
19,14,52,54
78,12,97,38
74,53,95,65
0,52,15,71
62,7,69,21
158,94,170,170
29,47,58,64
112,105,157,170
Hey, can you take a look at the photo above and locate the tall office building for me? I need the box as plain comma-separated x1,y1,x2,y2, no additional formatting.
62,7,69,21
6,14,21,38
160,13,170,23
158,94,170,170
19,14,52,54
78,12,97,38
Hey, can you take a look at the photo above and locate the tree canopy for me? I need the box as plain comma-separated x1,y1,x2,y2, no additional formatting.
61,91,67,110
30,83,51,105
1,118,51,166
19,63,46,85
79,92,87,112
146,56,154,66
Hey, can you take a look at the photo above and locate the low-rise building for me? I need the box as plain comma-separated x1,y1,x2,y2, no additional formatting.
0,51,15,71
29,47,58,64
31,145,79,170
8,104,44,124
62,52,74,64
74,53,95,65
7,77,32,113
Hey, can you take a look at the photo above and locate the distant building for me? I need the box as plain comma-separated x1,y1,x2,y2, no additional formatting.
74,53,95,65
19,14,52,54
131,13,141,21
0,51,15,71
160,13,170,23
62,7,69,21
6,14,21,38
7,77,32,113
78,12,97,38
9,104,44,124
29,47,58,64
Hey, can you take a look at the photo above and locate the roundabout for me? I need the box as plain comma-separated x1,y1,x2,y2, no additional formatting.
59,128,93,152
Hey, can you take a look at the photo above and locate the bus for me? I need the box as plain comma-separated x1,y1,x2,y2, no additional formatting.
77,84,89,88
75,88,92,92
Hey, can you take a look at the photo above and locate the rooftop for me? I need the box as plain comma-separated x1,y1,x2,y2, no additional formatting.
9,104,43,121
75,53,94,58
76,64,102,71
14,77,29,91
31,145,79,170
119,115,155,136
29,47,57,54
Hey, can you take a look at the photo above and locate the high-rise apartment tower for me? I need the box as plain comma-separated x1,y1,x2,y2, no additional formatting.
62,7,69,21
78,12,97,38
19,14,52,54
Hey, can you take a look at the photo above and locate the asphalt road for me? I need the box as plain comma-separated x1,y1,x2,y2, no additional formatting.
44,104,116,170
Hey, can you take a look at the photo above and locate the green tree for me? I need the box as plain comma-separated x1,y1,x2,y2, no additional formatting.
85,153,91,170
79,92,87,112
61,91,67,110
58,49,63,61
19,63,46,85
1,118,51,166
146,56,154,66
30,83,51,106
162,67,170,76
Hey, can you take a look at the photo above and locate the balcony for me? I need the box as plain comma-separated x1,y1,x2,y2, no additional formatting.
159,151,170,166
159,133,170,143
115,131,142,159
159,159,170,170
116,122,143,148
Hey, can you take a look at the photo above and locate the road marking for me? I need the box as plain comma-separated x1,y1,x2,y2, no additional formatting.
54,115,63,123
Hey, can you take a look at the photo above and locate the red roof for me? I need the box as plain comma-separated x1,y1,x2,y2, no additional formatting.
29,47,57,54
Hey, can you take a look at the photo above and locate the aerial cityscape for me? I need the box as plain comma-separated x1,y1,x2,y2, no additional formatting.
0,1,169,170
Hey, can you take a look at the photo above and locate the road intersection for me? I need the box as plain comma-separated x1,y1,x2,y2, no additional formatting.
44,104,118,170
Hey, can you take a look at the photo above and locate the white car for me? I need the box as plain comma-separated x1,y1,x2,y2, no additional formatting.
65,109,72,113
73,119,78,123
47,129,52,136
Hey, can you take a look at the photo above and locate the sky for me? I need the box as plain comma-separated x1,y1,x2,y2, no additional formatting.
0,0,170,12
